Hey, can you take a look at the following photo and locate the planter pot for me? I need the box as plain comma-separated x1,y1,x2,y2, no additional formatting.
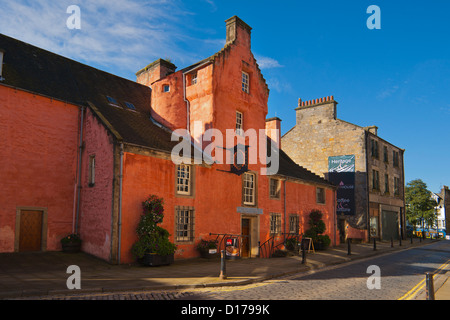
199,249,219,259
62,242,81,253
138,253,174,266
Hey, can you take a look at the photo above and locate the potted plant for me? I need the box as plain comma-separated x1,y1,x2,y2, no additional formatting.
285,237,299,252
196,239,219,259
131,195,177,266
303,209,331,250
61,233,82,253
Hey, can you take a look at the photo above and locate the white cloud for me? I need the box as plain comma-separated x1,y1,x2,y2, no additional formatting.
377,85,399,99
267,77,292,93
255,55,283,69
0,0,204,79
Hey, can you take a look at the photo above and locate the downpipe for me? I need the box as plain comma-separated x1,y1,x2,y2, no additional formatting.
75,106,85,234
117,143,124,264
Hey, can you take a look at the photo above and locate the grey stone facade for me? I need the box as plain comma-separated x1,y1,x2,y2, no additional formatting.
282,97,405,241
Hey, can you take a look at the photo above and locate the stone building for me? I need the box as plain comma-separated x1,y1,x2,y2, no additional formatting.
282,97,405,242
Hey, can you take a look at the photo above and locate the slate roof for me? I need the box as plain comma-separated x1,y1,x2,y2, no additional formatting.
0,33,334,187
0,33,178,153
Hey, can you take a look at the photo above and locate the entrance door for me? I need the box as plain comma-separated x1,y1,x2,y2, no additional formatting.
241,218,250,257
19,210,43,252
382,210,399,241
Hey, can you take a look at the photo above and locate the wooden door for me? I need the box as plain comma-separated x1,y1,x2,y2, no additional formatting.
19,210,43,252
241,218,250,257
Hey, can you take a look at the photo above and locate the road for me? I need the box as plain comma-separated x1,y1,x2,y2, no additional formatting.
182,240,450,300
10,241,449,301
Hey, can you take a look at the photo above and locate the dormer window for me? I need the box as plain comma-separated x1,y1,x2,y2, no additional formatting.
241,71,249,93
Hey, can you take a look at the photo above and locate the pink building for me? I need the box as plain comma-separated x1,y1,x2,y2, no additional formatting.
0,16,338,264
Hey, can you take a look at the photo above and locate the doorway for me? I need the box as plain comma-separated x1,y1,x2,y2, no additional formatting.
241,218,251,257
18,210,44,252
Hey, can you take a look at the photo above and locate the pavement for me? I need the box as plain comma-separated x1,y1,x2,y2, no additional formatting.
0,238,448,300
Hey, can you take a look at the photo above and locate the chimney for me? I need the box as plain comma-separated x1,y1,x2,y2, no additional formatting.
295,96,337,125
0,49,4,81
136,58,176,87
265,117,282,149
225,16,252,48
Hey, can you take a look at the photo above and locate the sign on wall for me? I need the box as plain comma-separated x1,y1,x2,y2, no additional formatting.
328,155,355,216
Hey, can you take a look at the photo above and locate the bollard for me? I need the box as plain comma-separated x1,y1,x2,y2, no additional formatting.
373,238,377,251
426,273,435,300
411,235,413,244
347,238,351,255
391,237,394,248
302,242,306,264
399,236,402,246
219,250,227,280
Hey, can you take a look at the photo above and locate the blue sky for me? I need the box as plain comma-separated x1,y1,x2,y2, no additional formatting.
1,0,449,193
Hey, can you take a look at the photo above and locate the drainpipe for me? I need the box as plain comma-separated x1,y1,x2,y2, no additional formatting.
183,60,212,133
75,106,85,234
117,142,124,264
284,179,287,244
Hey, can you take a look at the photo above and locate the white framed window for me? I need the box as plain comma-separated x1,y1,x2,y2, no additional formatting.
176,165,191,195
270,213,282,235
269,178,281,199
176,207,194,242
289,214,300,234
236,111,243,136
88,155,95,186
316,187,325,204
163,84,170,92
243,172,256,205
241,71,249,93
191,72,197,85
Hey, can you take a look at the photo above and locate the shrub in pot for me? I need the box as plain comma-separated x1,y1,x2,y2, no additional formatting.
196,239,219,259
303,209,331,250
131,195,176,266
61,233,82,253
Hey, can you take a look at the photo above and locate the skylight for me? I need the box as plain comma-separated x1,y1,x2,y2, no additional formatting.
106,96,119,105
125,102,136,110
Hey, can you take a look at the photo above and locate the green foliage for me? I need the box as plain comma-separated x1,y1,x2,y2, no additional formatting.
196,239,218,252
304,209,330,250
405,179,437,230
285,237,299,251
131,195,176,259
